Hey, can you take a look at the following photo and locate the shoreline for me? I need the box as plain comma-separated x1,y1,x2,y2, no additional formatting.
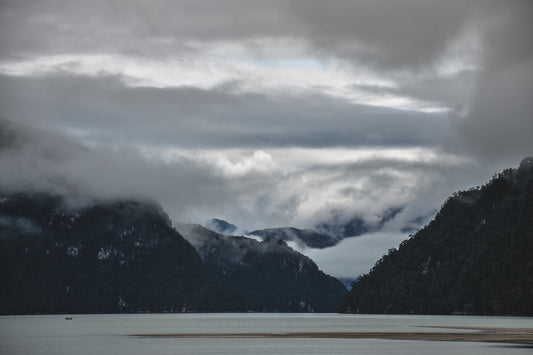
133,326,533,344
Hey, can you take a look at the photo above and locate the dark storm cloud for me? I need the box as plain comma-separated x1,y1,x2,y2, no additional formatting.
0,73,452,149
2,1,530,156
453,0,533,158
0,1,292,59
0,0,478,70
288,0,476,71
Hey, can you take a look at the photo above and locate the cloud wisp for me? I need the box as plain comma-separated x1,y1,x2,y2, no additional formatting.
0,119,495,232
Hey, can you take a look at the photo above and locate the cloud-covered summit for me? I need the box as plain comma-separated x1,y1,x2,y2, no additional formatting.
1,1,531,276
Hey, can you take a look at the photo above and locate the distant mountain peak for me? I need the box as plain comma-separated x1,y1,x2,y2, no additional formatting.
249,227,337,249
0,192,247,314
314,207,403,240
205,218,247,236
176,223,346,312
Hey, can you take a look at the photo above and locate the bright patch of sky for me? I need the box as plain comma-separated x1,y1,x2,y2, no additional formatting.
138,145,472,172
303,232,408,278
0,38,454,113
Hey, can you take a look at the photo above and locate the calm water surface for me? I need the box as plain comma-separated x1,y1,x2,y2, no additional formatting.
1,313,532,354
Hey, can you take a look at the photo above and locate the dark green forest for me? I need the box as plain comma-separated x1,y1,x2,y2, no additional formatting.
0,192,345,314
178,224,346,312
340,158,533,316
0,194,246,314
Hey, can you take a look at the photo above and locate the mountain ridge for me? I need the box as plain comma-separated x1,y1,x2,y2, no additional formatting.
249,227,337,249
340,158,533,316
0,192,247,314
176,223,347,312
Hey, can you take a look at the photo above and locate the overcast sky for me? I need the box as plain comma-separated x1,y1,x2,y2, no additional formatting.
1,0,531,277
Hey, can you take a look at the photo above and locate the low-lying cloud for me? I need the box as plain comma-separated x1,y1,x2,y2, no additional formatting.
0,119,501,234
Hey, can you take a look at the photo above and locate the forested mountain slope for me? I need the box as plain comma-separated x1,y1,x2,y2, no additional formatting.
340,158,533,316
177,224,346,312
0,193,246,314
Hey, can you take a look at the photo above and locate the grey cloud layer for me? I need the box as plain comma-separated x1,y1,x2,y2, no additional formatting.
0,119,264,225
455,0,533,157
0,0,477,70
0,74,453,149
1,118,495,233
0,0,531,230
2,0,531,157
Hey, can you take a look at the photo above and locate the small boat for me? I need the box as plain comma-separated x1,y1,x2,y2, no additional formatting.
65,317,73,320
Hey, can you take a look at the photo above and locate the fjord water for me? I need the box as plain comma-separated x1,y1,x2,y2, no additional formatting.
1,313,532,355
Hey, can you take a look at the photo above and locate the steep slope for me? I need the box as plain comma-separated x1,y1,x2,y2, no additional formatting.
0,192,246,314
340,158,533,316
177,224,347,312
249,227,337,249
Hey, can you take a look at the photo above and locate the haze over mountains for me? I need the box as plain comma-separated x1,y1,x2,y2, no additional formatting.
176,224,346,312
0,117,446,277
1,115,531,315
0,120,349,313
1,157,531,315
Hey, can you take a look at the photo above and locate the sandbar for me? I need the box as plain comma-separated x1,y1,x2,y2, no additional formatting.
133,326,533,344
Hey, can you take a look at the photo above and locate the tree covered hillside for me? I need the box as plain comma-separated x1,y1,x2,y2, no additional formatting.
340,158,533,316
177,224,346,312
0,193,246,314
